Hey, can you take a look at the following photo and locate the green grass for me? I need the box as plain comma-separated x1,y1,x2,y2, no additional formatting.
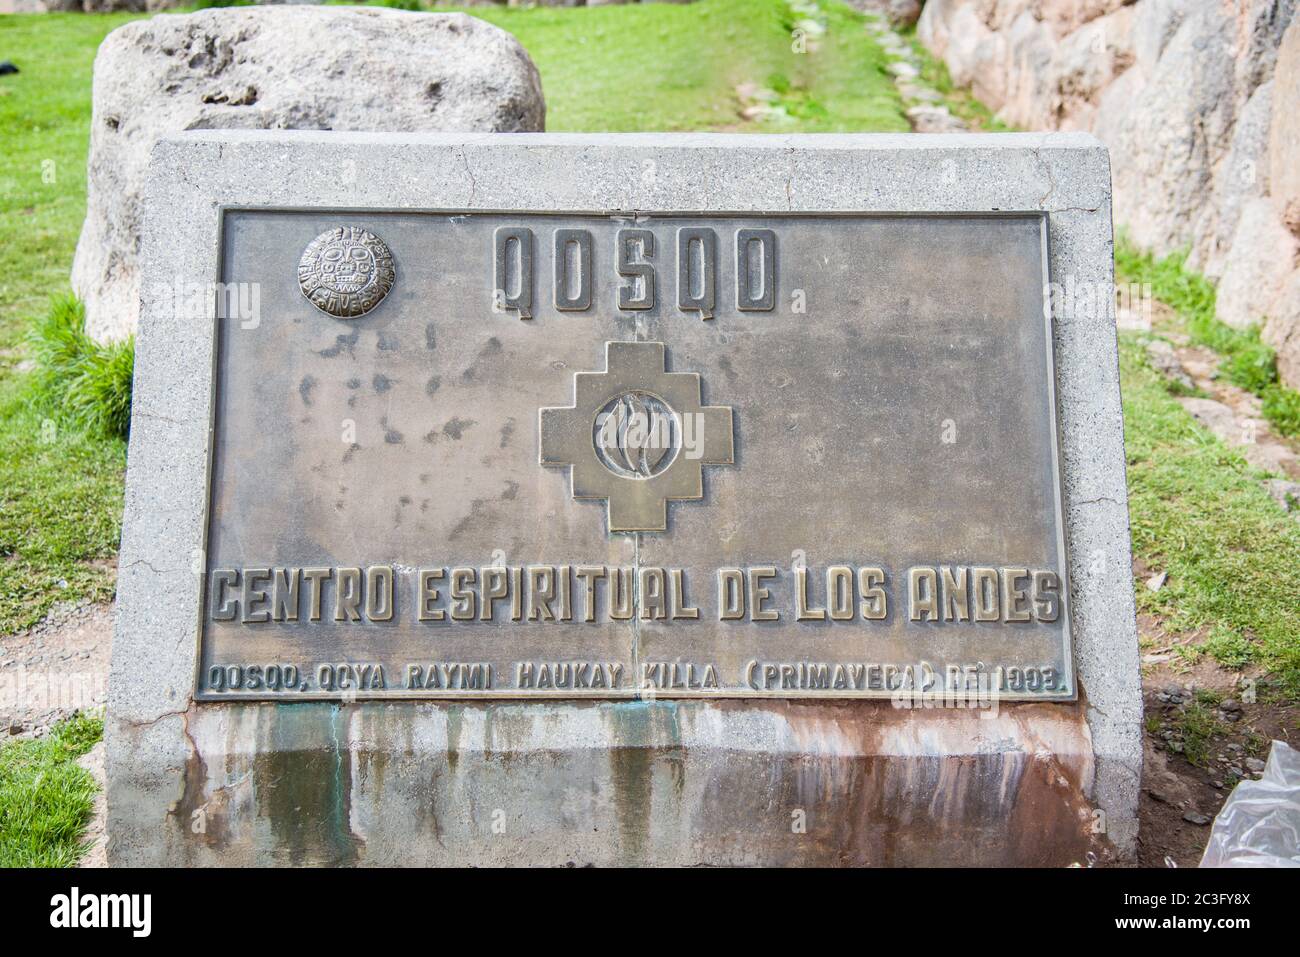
0,13,132,635
28,295,133,440
0,12,139,359
0,370,125,634
447,0,908,132
1172,699,1224,768
1116,236,1300,439
0,712,102,867
1121,334,1300,694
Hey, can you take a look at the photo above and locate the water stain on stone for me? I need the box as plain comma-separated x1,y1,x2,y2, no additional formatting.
373,373,394,394
319,331,359,360
499,418,515,449
376,333,399,352
298,375,316,406
426,375,441,396
381,418,404,444
252,704,363,866
443,417,475,440
606,703,656,862
461,337,502,381
425,324,437,350
501,480,519,501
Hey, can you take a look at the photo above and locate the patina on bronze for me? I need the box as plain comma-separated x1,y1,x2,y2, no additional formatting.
200,210,1072,702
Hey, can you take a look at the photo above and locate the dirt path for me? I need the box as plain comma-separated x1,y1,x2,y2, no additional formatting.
0,601,112,739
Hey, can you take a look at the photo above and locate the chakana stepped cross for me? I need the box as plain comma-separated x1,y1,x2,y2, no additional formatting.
539,341,734,533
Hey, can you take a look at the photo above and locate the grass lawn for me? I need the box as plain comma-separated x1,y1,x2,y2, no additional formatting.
0,712,102,867
1120,335,1300,695
454,0,908,133
0,13,135,635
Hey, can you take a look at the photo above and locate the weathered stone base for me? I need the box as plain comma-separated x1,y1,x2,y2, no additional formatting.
109,698,1130,867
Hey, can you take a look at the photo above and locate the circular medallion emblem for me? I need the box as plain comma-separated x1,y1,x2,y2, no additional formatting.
298,226,395,318
593,392,681,479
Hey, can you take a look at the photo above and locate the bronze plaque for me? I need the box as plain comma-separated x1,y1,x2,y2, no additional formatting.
198,210,1072,701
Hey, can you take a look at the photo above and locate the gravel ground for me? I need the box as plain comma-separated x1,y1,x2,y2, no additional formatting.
0,601,111,739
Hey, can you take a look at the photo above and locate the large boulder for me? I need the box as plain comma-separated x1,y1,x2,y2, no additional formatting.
1214,198,1298,330
1264,273,1300,387
1270,18,1300,233
1194,80,1273,279
913,0,1300,388
1096,2,1239,255
72,7,545,343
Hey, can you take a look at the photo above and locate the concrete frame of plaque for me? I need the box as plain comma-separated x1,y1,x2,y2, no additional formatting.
109,132,1140,866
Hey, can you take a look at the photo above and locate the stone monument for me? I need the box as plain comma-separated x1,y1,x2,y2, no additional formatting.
108,131,1141,866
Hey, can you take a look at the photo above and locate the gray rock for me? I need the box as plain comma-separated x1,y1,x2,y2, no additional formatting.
1132,0,1192,74
1144,339,1194,391
1233,0,1298,102
848,0,922,28
1194,81,1273,280
1178,397,1239,444
1245,756,1267,772
1215,197,1298,330
1182,810,1212,826
71,7,545,343
1099,3,1238,256
905,104,968,133
1263,271,1300,389
1265,478,1300,510
1271,19,1300,233
1220,698,1242,712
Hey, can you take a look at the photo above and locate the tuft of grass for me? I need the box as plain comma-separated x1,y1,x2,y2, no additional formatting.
1115,236,1300,438
27,294,133,441
1174,700,1223,768
1121,334,1300,693
1261,382,1300,437
0,712,102,867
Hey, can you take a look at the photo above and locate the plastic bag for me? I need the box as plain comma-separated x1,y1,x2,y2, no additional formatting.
1200,740,1300,867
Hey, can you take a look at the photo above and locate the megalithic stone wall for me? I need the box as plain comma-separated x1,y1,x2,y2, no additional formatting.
69,7,545,344
918,0,1300,390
